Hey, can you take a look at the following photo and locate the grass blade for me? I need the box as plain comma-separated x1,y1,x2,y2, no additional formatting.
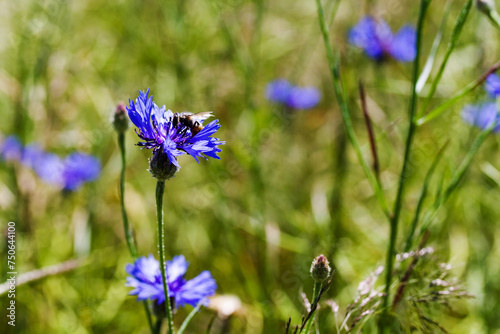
418,0,473,117
403,142,448,253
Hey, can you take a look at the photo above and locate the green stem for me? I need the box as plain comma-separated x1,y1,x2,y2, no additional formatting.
303,282,322,334
403,143,446,253
417,59,500,125
117,132,154,333
156,180,175,333
418,0,472,115
178,303,203,334
382,0,430,325
315,0,390,218
118,132,138,258
420,124,494,234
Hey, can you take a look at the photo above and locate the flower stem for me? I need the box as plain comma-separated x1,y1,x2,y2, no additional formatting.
381,0,430,329
156,180,175,333
117,131,154,334
303,282,322,334
315,0,390,218
117,132,138,258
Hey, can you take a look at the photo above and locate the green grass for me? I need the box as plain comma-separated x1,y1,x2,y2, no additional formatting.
2,0,500,333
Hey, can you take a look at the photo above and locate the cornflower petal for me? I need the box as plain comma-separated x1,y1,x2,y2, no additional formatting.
462,102,500,132
485,73,500,98
127,90,224,168
125,255,217,308
389,26,417,62
0,136,23,162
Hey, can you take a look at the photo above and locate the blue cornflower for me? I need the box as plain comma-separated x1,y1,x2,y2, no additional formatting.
348,16,416,62
61,153,101,191
126,254,217,308
485,73,500,98
266,79,294,104
266,79,321,109
127,89,224,169
0,136,23,162
34,152,101,191
287,86,321,109
21,144,45,168
461,102,500,132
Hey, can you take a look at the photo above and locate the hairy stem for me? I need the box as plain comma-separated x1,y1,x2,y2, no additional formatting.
156,180,175,333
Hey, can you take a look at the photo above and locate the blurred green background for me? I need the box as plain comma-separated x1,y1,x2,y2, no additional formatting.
1,0,500,333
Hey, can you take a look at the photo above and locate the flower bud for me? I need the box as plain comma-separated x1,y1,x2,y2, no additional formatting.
149,150,178,181
310,254,331,283
476,0,496,14
113,102,129,133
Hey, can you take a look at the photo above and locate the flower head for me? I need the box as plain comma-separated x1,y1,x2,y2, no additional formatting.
266,79,321,110
461,102,500,132
33,152,101,190
310,254,331,283
127,89,224,171
0,136,23,162
348,16,416,62
485,73,500,98
126,254,217,308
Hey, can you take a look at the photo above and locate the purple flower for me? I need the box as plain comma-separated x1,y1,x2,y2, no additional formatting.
348,16,416,62
485,73,500,98
61,153,101,191
127,89,224,169
0,136,23,162
34,152,101,191
34,153,65,185
126,254,217,308
266,79,293,104
287,87,321,109
21,144,45,168
266,79,321,109
462,102,500,132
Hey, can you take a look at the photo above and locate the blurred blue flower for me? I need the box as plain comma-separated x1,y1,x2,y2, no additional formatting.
462,102,500,132
266,79,321,109
127,89,224,169
348,16,416,62
61,153,101,191
21,144,44,168
1,136,100,190
126,254,217,308
287,87,321,109
0,136,23,162
34,153,65,185
34,152,100,190
266,79,293,104
485,73,500,98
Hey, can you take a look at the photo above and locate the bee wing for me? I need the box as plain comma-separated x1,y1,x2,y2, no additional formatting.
191,111,214,122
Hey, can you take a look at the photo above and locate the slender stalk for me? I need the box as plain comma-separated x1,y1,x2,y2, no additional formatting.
417,59,500,125
118,132,138,258
403,142,446,253
419,123,495,234
418,0,472,114
315,0,390,218
381,0,431,325
303,282,322,334
178,303,203,334
156,180,175,333
415,0,453,93
117,130,154,333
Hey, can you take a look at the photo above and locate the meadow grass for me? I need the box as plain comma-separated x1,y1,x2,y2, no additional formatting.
1,0,500,333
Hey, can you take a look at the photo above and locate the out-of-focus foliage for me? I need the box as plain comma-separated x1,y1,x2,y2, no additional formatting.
1,0,500,333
